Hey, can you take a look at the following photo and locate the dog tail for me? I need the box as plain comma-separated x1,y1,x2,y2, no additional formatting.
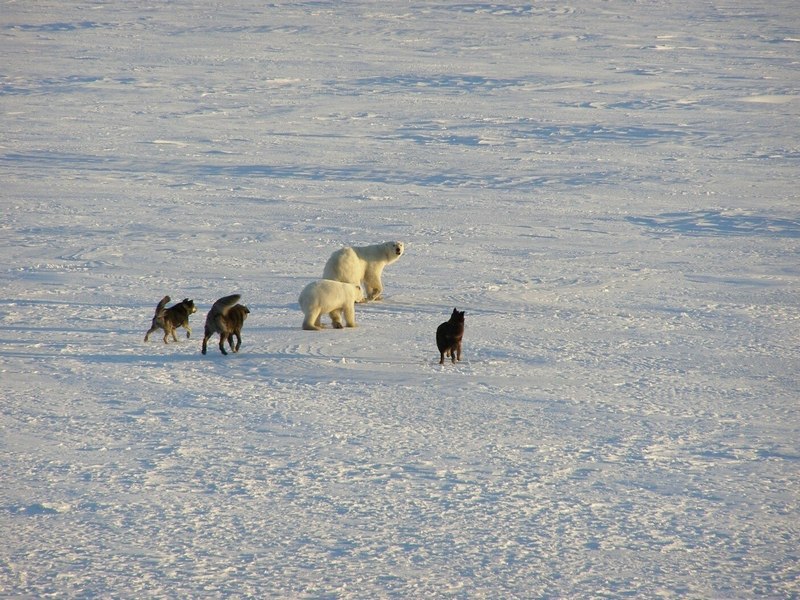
154,295,171,316
210,294,242,316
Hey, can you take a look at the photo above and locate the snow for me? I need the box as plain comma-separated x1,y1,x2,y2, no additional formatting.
2,1,798,597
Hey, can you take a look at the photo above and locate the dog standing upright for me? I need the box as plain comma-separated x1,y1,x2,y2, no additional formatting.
144,296,197,343
436,308,465,364
201,294,250,355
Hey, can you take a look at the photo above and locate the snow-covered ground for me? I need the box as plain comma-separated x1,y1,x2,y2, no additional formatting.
2,1,799,597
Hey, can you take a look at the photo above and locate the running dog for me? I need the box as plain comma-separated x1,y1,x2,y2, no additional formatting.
144,296,197,343
201,294,250,355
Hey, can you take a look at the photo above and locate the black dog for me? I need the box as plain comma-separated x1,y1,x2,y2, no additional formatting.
202,294,250,355
144,296,197,343
436,308,465,364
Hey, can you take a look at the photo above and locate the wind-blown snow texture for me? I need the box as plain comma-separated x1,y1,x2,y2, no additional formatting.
2,1,799,597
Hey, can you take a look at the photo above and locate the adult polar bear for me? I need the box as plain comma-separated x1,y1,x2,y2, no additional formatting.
299,279,364,330
322,241,404,301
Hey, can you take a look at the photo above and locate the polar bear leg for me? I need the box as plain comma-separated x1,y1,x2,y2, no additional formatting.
329,309,343,329
303,308,323,330
344,303,357,327
363,265,384,301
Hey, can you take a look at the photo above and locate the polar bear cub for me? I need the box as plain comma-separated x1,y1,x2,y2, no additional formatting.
322,241,404,301
299,279,365,330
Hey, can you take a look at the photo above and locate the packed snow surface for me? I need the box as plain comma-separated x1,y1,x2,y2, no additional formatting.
2,1,799,597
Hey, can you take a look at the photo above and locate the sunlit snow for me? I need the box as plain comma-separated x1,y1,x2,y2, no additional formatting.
2,1,798,597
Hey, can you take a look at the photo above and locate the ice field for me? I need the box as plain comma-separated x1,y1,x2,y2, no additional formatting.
2,1,799,597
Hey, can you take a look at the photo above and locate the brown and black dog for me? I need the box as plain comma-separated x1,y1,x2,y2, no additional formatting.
144,296,197,343
201,294,250,355
436,308,465,364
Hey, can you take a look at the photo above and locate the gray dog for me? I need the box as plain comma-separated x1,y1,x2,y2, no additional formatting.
201,294,250,355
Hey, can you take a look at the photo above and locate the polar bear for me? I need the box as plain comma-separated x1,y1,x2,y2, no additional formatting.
299,279,365,330
322,241,404,301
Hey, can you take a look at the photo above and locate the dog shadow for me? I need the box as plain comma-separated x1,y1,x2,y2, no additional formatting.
84,352,203,365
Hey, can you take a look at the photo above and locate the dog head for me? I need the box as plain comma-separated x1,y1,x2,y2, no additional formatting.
181,299,197,314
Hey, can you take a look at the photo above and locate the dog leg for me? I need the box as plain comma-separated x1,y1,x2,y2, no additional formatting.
228,332,237,353
218,333,229,355
233,332,242,352
185,324,192,339
202,335,209,355
144,324,158,342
